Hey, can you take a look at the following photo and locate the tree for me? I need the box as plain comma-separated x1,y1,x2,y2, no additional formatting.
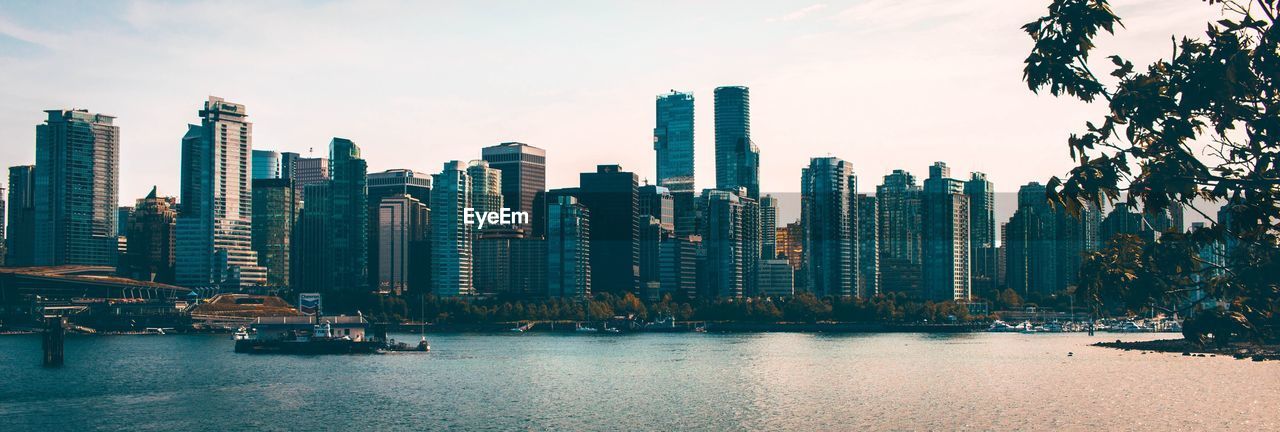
1025,0,1280,343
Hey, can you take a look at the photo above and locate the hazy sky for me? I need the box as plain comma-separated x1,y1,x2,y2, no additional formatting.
0,0,1224,210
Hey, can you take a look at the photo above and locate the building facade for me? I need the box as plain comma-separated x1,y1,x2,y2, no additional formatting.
857,193,880,298
801,157,857,298
5,166,35,266
251,178,299,289
964,172,997,294
713,86,759,200
377,195,429,295
481,142,546,235
252,150,282,180
431,161,473,296
921,162,970,302
122,187,177,283
655,91,696,195
877,169,923,297
547,195,590,298
578,165,640,295
34,109,120,267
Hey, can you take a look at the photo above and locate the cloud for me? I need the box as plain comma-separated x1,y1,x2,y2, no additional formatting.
768,3,828,23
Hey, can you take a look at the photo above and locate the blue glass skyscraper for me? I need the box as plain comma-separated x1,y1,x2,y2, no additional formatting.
654,91,695,194
714,86,759,200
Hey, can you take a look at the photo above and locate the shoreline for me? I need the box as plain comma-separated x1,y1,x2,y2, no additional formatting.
1094,338,1280,361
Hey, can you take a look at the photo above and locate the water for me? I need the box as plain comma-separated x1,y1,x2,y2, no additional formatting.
1,332,1276,431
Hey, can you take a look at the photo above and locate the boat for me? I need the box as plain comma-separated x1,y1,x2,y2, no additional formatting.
234,316,384,354
986,320,1020,332
1018,321,1037,333
1111,320,1149,333
575,323,598,333
381,337,430,353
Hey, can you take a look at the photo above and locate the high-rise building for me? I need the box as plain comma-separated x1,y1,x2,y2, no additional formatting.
713,86,759,200
578,165,640,295
655,91,695,194
122,187,177,283
252,178,300,289
760,194,778,261
922,162,970,302
877,169,923,297
176,96,265,288
280,152,300,181
5,166,35,266
467,160,504,219
366,169,431,291
293,183,330,292
547,195,590,298
964,172,997,294
0,184,5,266
252,150,282,180
377,194,429,295
481,142,546,234
431,161,473,296
293,157,329,203
700,189,745,298
116,206,133,261
639,185,676,300
857,194,880,298
801,157,857,298
474,227,542,297
324,138,369,292
34,109,120,266
758,259,795,297
1005,182,1100,296
777,221,804,269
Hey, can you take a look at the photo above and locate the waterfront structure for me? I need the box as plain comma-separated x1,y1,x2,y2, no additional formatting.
877,169,923,297
5,166,35,266
377,194,429,295
122,187,177,283
176,96,266,288
800,157,857,298
293,157,329,203
964,172,997,294
481,142,546,234
654,91,696,194
431,161,473,296
578,165,640,295
1005,181,1102,296
34,109,120,267
700,189,745,298
758,258,795,297
713,86,759,199
251,178,299,289
366,169,431,291
252,150,282,180
921,162,970,302
857,194,880,298
760,194,778,261
547,195,590,298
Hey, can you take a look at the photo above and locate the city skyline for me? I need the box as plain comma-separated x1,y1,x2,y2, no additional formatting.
0,1,1224,204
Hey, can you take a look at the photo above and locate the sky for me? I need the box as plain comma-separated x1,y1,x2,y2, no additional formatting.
0,0,1225,223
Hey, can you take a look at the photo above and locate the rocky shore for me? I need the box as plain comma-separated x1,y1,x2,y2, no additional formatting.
1095,338,1280,361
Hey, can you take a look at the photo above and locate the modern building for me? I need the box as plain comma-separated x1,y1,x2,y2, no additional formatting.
293,157,329,203
34,109,120,267
654,91,696,194
280,152,300,181
430,161,473,296
578,165,640,295
176,96,266,288
481,142,546,235
801,157,857,298
857,194,880,298
377,194,429,295
760,194,778,261
713,86,759,200
0,184,5,266
467,160,504,221
777,222,803,268
547,195,590,298
366,169,431,291
964,172,997,294
1005,182,1101,296
325,138,369,293
5,166,35,266
639,185,676,300
758,259,795,297
251,178,299,289
122,187,177,283
877,169,923,297
252,149,282,180
293,182,330,292
700,189,745,298
921,162,970,302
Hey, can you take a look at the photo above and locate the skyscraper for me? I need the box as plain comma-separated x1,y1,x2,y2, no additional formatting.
366,169,431,291
547,195,590,298
481,142,546,234
252,150,283,180
655,91,695,194
377,194,429,295
760,194,778,260
252,178,300,289
467,160,504,219
964,172,997,294
714,86,759,200
800,157,857,298
326,138,369,292
280,152,300,181
0,184,5,266
1005,182,1100,296
123,187,177,283
293,157,329,203
176,96,265,288
578,165,640,295
877,169,923,297
639,184,675,300
700,189,745,298
431,161,473,296
5,166,35,266
922,162,970,302
34,109,120,266
857,194,880,298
